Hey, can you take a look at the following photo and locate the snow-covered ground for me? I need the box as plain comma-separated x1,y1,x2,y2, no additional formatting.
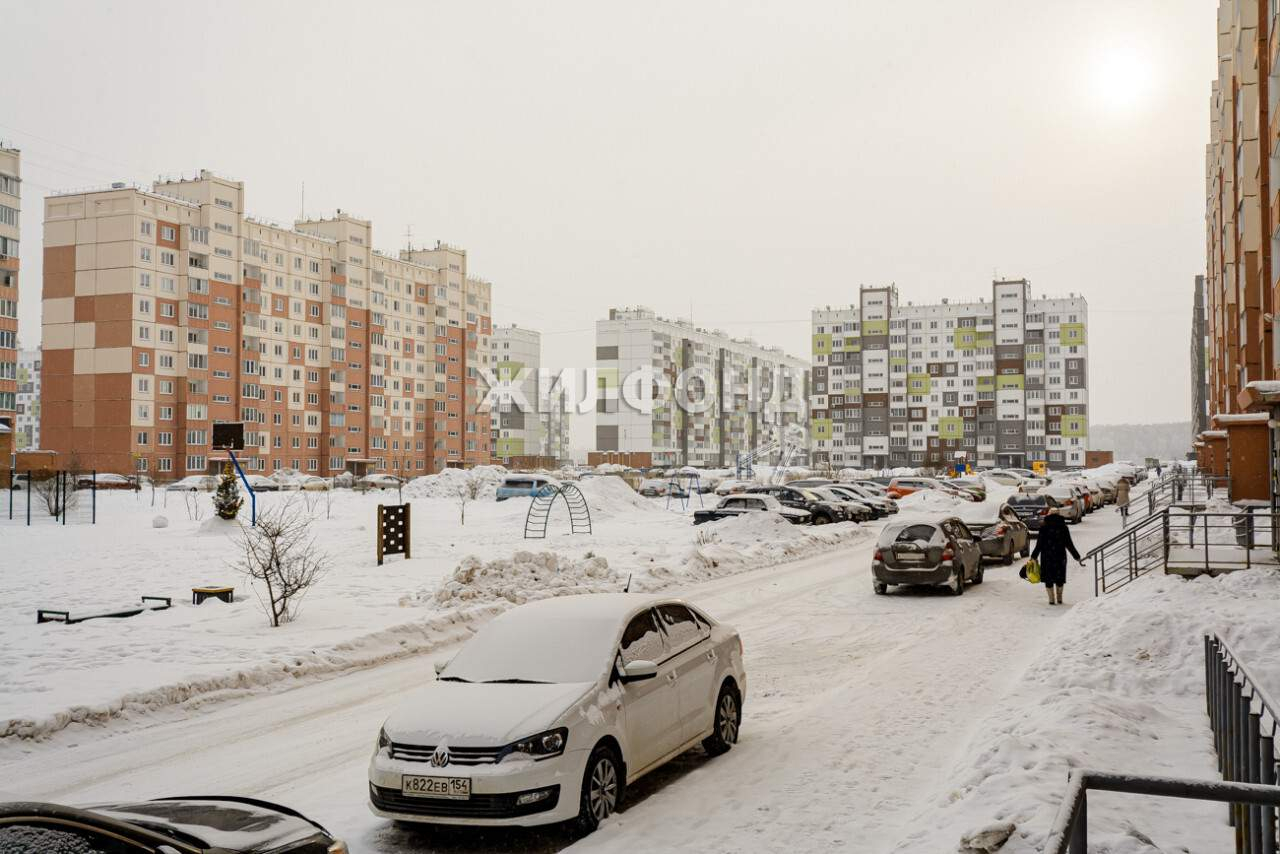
6,475,1276,853
0,475,869,741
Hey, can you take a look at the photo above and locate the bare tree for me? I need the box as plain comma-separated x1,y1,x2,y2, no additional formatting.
33,474,78,517
184,489,206,521
235,499,328,627
455,477,483,525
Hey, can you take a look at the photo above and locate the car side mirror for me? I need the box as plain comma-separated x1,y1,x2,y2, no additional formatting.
621,660,659,682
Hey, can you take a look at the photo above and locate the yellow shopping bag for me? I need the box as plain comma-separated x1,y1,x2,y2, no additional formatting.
1024,558,1041,584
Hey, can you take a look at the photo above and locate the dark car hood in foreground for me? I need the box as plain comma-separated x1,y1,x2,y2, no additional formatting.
92,796,333,851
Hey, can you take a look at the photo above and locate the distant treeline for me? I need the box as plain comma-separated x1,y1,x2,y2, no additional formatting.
1090,422,1193,462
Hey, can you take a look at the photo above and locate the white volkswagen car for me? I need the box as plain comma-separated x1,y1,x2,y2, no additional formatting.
368,593,746,832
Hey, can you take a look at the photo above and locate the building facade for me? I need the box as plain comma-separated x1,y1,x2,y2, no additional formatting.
15,346,40,449
1205,0,1276,417
1192,274,1210,440
594,307,809,468
0,144,18,425
810,280,1089,471
489,324,569,466
41,170,492,477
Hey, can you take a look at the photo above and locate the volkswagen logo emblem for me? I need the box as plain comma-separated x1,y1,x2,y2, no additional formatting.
430,745,449,768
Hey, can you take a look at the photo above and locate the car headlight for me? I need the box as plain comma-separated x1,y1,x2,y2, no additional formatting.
377,727,390,750
500,727,568,762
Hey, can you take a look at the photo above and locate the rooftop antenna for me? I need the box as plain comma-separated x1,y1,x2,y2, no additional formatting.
404,224,414,252
300,181,304,219
624,573,632,593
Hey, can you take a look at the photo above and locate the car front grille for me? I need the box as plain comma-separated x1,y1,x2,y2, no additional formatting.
370,784,560,818
389,742,505,765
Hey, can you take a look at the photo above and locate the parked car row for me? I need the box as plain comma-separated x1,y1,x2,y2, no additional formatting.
694,480,900,526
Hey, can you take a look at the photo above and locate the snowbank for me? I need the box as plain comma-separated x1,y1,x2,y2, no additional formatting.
428,551,619,607
576,475,665,518
402,465,507,500
890,567,1280,853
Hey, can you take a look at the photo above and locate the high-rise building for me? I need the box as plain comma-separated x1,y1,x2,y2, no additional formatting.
41,170,492,477
1204,0,1275,416
594,307,809,468
810,281,1089,471
16,346,40,449
0,144,19,427
488,324,569,466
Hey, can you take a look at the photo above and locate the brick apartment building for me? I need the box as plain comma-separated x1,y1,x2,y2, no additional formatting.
41,170,493,478
1204,0,1277,416
0,144,18,427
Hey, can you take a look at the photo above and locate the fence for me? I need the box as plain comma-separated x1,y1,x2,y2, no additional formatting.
1205,635,1280,853
1087,508,1280,595
3,470,99,526
1043,770,1280,853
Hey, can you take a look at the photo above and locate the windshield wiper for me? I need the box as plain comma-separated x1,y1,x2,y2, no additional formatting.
438,676,473,683
482,678,550,684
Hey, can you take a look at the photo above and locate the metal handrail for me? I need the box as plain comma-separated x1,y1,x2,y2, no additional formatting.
1206,635,1280,853
1044,769,1280,853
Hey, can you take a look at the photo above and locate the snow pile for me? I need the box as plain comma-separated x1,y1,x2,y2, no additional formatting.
428,551,620,608
576,475,664,517
895,489,973,515
890,567,1280,853
402,465,508,500
653,513,872,586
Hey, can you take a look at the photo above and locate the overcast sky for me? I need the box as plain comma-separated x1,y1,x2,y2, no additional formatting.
3,0,1215,449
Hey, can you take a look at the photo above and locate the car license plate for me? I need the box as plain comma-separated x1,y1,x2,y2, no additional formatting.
402,775,471,799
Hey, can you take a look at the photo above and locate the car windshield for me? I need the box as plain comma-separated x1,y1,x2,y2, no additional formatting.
441,614,618,684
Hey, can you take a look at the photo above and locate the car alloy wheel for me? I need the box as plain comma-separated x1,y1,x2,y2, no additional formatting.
576,747,620,833
588,755,618,822
703,683,741,756
812,514,828,525
717,692,739,744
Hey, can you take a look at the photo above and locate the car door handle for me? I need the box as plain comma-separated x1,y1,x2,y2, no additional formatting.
667,671,678,682
706,650,717,662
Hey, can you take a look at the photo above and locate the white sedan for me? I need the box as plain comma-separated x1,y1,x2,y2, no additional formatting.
369,593,746,832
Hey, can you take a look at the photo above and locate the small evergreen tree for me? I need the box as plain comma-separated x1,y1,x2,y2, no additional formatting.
213,462,244,520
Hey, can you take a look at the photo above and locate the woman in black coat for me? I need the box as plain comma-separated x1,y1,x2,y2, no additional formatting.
1030,508,1083,605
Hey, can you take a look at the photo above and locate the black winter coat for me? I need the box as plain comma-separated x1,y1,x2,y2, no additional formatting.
1031,514,1081,586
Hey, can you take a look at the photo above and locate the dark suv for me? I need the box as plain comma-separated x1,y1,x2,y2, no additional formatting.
746,485,845,525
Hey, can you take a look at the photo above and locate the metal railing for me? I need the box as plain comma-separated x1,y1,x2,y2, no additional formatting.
1087,507,1280,595
1125,469,1230,521
1206,635,1280,853
1086,509,1167,595
1043,769,1280,853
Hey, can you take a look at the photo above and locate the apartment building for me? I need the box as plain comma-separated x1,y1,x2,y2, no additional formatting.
810,281,1089,471
15,346,40,449
1204,0,1276,416
0,144,18,424
489,324,569,466
594,307,809,468
41,170,492,478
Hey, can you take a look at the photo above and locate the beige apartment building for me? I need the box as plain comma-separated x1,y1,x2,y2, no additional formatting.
0,144,18,424
42,170,492,478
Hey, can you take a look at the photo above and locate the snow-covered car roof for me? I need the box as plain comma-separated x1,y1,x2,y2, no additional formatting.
495,592,685,624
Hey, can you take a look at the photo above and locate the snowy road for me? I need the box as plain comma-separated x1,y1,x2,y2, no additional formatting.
3,509,1125,853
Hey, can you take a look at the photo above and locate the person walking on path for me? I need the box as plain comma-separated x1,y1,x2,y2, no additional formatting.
1031,507,1084,605
1115,477,1131,523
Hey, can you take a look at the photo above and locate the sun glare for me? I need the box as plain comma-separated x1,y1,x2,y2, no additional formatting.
1092,45,1154,111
